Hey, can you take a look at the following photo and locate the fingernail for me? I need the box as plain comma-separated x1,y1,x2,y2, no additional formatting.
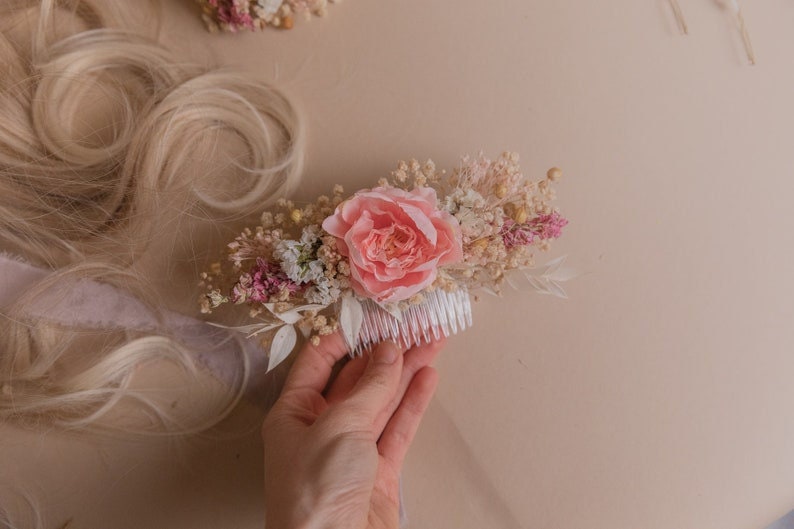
375,342,400,365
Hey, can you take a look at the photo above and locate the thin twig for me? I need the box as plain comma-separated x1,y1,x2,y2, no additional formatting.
668,0,689,35
735,8,756,65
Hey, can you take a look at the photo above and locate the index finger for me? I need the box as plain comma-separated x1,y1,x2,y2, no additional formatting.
282,332,350,394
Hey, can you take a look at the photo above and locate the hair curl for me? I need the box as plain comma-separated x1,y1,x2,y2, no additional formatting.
0,0,304,434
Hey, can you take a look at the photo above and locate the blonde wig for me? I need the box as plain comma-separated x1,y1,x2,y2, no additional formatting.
0,0,305,433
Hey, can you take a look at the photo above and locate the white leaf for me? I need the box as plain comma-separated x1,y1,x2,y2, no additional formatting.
291,303,331,312
545,280,569,299
208,322,281,336
297,321,312,339
263,303,303,325
277,311,305,325
540,255,567,276
247,323,283,338
546,267,579,282
263,303,330,325
481,285,499,296
504,272,521,291
268,325,297,372
521,272,548,293
339,295,364,350
207,322,262,333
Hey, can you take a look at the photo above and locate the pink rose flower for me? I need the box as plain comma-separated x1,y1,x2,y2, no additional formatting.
231,258,299,304
499,212,568,250
322,186,463,302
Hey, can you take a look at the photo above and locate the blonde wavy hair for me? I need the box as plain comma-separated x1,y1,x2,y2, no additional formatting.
0,0,304,434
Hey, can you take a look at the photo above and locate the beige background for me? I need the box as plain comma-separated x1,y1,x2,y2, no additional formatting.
3,0,794,528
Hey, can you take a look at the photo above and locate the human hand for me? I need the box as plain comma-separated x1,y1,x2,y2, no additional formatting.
262,333,443,529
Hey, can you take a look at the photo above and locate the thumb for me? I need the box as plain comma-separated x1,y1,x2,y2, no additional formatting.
338,341,405,429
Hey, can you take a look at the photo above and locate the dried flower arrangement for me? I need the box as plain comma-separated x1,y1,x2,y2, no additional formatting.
200,153,571,371
195,0,340,32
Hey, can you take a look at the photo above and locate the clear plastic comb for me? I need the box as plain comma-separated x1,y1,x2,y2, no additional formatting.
352,288,473,356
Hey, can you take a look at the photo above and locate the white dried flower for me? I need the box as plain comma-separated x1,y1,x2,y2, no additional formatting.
274,225,325,285
258,0,283,15
305,276,342,305
455,206,490,240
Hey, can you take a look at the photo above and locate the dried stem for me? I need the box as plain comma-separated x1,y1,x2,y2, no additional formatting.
735,8,756,65
668,0,689,35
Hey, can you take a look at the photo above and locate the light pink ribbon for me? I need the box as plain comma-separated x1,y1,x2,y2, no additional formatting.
0,252,269,401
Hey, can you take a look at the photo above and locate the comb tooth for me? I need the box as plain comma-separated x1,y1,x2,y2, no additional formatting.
352,289,472,353
415,305,424,346
364,303,375,344
425,291,441,340
450,292,461,332
361,308,374,354
353,316,362,356
462,290,473,327
417,303,431,344
408,304,420,345
385,311,399,344
451,291,461,331
375,306,390,344
443,292,458,335
370,310,380,344
355,309,366,356
408,304,422,347
368,304,380,353
455,290,468,331
400,305,412,347
396,312,411,348
404,304,416,347
431,291,450,338
375,305,394,345
387,311,398,343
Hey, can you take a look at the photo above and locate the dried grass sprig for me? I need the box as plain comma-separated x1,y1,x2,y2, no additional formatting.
668,0,689,35
718,0,756,65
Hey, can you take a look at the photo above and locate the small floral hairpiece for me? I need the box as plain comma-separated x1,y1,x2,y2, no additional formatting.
195,0,339,33
200,153,572,371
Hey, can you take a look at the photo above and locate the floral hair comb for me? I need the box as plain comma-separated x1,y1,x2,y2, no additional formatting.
195,0,339,32
200,153,571,371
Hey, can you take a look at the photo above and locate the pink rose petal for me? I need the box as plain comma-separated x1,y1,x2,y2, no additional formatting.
322,186,463,302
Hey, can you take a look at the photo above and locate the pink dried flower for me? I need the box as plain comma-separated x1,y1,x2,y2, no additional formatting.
499,219,536,250
232,258,299,303
500,213,568,250
530,212,568,241
209,0,255,31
